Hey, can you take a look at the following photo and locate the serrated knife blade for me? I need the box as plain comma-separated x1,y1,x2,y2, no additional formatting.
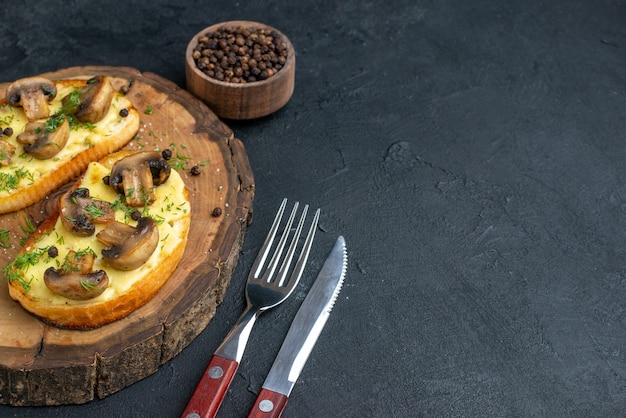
247,235,347,418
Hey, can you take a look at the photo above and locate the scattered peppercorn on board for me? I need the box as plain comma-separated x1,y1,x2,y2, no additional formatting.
0,66,254,406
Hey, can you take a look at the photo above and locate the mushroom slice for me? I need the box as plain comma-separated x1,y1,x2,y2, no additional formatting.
0,140,16,167
6,76,57,121
62,75,114,124
108,151,171,207
16,118,70,159
60,187,115,236
96,217,159,271
44,250,109,300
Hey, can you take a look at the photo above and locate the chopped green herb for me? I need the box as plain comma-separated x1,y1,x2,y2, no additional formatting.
19,216,36,234
0,114,15,127
2,246,51,292
45,113,66,132
0,229,10,248
0,166,35,192
84,202,106,218
80,280,99,291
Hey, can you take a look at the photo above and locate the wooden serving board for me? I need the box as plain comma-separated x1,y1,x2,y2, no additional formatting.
0,66,255,406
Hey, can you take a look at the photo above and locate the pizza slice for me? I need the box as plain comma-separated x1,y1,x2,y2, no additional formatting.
0,75,140,214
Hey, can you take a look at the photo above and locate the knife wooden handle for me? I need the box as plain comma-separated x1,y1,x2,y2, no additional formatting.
180,354,239,418
247,388,289,418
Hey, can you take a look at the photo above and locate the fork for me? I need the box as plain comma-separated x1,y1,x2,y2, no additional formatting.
181,198,320,418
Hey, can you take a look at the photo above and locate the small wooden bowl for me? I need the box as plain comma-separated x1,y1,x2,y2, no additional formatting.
185,21,295,120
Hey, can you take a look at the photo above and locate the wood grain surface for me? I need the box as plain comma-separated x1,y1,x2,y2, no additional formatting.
0,66,255,406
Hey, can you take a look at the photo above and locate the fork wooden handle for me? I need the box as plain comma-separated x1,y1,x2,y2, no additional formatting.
180,354,239,418
247,389,289,418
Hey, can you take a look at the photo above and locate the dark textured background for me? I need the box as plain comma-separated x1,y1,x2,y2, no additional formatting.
1,0,626,416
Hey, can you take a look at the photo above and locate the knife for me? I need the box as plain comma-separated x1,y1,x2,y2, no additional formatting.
247,235,347,418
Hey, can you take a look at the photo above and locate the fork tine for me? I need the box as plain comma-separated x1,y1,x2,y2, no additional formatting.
274,204,309,286
280,208,320,288
260,201,300,283
250,198,287,279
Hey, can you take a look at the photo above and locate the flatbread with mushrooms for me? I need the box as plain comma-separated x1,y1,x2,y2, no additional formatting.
4,150,191,329
0,75,140,214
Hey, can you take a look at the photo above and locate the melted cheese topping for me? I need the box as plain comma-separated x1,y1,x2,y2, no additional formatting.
13,161,190,306
0,82,135,197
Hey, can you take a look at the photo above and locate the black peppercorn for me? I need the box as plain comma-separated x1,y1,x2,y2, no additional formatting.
161,148,173,160
190,165,201,176
48,246,59,258
3,127,13,137
212,207,222,217
130,210,142,221
119,108,129,117
193,25,288,84
102,175,110,186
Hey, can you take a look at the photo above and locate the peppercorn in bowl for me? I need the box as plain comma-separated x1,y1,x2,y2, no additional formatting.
185,20,295,120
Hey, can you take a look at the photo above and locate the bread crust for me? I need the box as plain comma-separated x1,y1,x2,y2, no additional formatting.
0,78,140,214
6,151,191,329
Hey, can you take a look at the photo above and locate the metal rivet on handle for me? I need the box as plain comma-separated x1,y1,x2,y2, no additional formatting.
208,366,224,379
186,413,201,418
259,399,274,412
